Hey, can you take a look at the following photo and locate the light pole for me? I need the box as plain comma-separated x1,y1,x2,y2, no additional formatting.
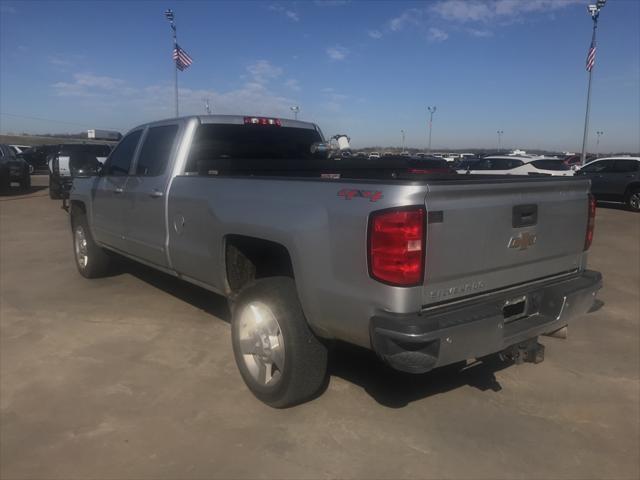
290,105,300,120
427,106,436,154
203,97,211,115
401,129,406,153
580,0,607,165
497,130,504,151
595,130,604,157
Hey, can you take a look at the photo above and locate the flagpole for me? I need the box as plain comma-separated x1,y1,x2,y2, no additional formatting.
171,17,179,117
580,15,598,166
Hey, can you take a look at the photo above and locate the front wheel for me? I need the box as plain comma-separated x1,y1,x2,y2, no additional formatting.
626,188,640,212
231,277,328,408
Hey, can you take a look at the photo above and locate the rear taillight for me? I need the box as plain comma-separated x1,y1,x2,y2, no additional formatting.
584,194,596,251
368,207,425,286
243,116,281,126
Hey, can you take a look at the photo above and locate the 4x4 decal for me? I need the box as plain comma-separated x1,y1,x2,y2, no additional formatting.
337,189,383,202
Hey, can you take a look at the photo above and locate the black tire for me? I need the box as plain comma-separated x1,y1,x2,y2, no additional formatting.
625,187,640,212
71,211,112,278
49,175,61,199
20,174,31,191
231,277,328,408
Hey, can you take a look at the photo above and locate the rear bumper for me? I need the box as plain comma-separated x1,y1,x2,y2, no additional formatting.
370,270,602,373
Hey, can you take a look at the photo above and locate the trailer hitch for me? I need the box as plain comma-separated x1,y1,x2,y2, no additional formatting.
499,339,545,365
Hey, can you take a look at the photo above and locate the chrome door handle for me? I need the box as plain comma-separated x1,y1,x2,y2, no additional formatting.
149,189,164,198
114,187,124,194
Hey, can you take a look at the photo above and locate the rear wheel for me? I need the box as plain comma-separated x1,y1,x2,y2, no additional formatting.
71,212,112,278
626,188,640,212
231,277,328,408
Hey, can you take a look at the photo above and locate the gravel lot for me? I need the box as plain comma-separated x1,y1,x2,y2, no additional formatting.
1,177,639,479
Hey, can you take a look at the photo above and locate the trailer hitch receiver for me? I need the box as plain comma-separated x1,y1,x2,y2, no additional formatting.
500,339,545,365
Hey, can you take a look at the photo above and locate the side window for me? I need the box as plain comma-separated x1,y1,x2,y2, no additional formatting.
613,160,639,173
581,160,613,173
135,125,179,176
105,130,142,176
507,159,524,169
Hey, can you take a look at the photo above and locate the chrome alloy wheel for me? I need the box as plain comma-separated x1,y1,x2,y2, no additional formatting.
237,302,285,387
74,225,89,270
630,192,640,211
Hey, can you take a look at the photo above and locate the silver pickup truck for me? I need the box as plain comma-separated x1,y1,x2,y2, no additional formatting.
70,115,602,407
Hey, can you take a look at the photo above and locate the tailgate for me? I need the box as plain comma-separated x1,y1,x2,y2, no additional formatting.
422,177,590,306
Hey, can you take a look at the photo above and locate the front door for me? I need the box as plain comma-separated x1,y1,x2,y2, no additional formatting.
91,130,143,250
124,124,181,267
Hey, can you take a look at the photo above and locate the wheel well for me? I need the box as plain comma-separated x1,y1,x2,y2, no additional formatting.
225,235,294,293
69,200,86,220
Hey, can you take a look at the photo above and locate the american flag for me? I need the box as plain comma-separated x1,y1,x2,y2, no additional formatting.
586,39,596,72
173,44,193,71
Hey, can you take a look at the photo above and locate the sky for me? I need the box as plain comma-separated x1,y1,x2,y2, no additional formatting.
0,0,638,152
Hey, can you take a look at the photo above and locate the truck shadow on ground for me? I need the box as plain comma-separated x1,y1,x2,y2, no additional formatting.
327,343,511,408
116,259,514,408
119,259,231,322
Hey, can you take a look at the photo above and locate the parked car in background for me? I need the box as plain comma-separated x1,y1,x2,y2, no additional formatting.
459,156,574,177
49,143,112,199
575,157,640,211
368,151,380,159
407,157,456,174
18,144,58,172
9,145,31,155
0,144,31,191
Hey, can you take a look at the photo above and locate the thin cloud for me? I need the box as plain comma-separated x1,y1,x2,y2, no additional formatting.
326,46,349,61
246,60,283,84
428,28,449,42
269,4,300,22
285,78,301,91
313,0,350,6
431,0,584,23
368,30,383,39
389,9,422,32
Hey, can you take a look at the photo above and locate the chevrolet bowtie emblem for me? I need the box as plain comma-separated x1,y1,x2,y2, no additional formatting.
508,232,537,250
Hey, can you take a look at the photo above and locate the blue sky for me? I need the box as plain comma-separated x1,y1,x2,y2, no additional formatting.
1,0,638,151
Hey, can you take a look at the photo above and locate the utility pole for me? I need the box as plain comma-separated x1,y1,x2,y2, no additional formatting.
290,105,300,120
401,129,406,153
497,130,504,151
595,130,604,157
580,0,607,165
427,106,436,154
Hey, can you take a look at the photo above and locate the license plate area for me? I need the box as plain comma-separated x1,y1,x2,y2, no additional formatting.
503,295,528,323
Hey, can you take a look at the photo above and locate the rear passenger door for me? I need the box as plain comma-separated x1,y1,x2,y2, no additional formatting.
605,160,640,198
92,130,142,250
124,123,181,267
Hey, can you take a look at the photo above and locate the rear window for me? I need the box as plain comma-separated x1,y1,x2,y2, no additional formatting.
60,144,111,157
475,158,524,170
185,124,323,175
530,160,570,171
